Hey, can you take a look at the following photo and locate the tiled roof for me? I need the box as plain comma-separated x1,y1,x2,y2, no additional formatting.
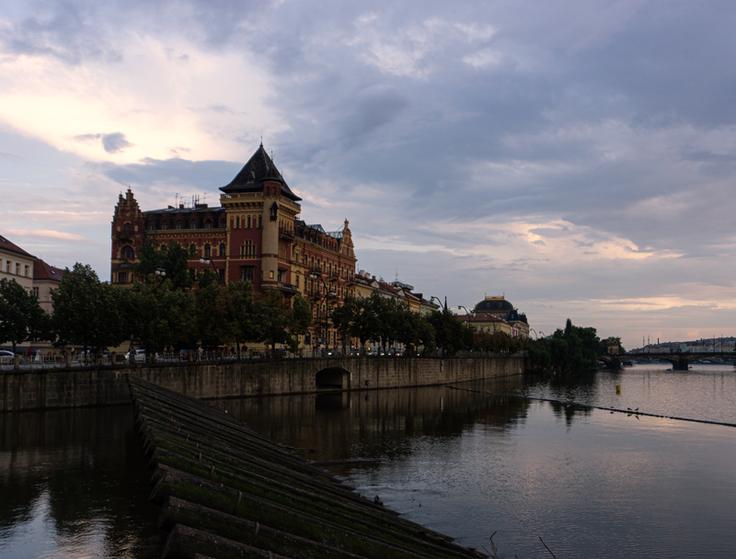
33,258,65,282
0,234,34,258
220,144,302,201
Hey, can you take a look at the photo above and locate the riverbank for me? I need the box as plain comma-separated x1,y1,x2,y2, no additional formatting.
0,354,524,412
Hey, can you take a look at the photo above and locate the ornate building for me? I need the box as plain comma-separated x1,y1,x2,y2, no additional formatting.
458,295,530,339
111,144,356,348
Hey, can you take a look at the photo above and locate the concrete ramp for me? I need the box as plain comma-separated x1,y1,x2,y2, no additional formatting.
129,377,485,558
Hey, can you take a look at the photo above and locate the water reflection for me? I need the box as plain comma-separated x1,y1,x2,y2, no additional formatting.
523,364,736,424
213,375,527,463
0,407,162,558
216,373,736,558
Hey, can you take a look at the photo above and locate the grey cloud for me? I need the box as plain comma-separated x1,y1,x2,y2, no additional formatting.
101,133,132,153
74,132,132,153
97,157,242,192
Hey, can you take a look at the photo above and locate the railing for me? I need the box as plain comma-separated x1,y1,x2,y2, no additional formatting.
0,349,525,371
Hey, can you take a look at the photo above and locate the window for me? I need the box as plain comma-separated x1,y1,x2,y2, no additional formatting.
189,244,197,257
32,287,39,298
247,215,251,228
121,245,135,260
15,263,20,275
118,271,129,283
240,265,254,282
236,216,241,229
277,269,285,283
240,240,256,258
204,244,211,258
269,202,278,221
122,222,132,237
24,265,30,277
219,243,226,257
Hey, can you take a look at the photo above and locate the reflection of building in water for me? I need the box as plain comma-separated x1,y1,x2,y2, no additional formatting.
211,377,526,463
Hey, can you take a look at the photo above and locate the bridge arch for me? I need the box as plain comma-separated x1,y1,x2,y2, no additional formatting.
315,367,350,390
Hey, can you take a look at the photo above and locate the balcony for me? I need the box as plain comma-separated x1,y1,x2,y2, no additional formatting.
279,227,295,241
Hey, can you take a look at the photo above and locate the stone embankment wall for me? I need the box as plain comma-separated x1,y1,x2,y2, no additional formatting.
0,355,524,412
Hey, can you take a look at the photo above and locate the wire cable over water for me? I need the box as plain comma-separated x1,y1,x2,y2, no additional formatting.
445,384,736,428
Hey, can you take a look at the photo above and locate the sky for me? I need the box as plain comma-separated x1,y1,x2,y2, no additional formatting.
1,0,735,348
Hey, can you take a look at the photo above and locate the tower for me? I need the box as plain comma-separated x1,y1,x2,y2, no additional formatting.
219,144,302,290
111,189,144,284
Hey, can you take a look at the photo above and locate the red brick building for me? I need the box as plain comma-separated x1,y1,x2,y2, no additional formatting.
111,144,356,347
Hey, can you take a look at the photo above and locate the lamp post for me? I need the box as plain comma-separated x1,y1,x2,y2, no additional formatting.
199,258,221,283
430,296,446,311
458,305,472,316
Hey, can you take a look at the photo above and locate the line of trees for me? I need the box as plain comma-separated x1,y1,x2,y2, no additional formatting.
0,262,532,364
331,292,528,356
0,263,312,364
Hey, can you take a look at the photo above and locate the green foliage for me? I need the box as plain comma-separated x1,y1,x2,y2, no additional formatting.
136,242,192,289
51,263,127,354
254,290,291,352
527,318,607,375
427,308,472,356
123,280,196,357
0,278,47,354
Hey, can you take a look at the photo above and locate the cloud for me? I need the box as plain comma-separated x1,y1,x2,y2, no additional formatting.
75,132,132,153
0,0,735,348
7,228,85,241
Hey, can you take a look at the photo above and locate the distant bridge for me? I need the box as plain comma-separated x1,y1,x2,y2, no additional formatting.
611,351,736,371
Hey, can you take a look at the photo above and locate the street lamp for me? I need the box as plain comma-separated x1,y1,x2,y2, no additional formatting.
430,296,446,311
199,258,221,282
458,305,472,316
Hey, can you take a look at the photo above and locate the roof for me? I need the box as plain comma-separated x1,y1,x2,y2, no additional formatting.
33,258,64,282
459,313,508,323
144,206,225,215
0,234,34,258
220,144,302,201
474,297,514,313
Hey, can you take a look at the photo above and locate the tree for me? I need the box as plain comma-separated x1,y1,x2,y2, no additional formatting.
331,296,359,353
220,281,259,358
428,308,470,356
52,264,127,356
123,280,196,360
254,291,290,354
194,282,228,350
0,279,47,359
290,295,312,354
136,242,192,289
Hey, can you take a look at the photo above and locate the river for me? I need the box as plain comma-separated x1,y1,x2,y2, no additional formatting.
1,364,735,558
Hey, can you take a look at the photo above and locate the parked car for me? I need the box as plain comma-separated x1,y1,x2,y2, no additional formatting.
125,349,146,363
0,350,15,366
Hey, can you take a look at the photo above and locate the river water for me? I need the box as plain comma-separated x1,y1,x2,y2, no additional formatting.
1,364,735,558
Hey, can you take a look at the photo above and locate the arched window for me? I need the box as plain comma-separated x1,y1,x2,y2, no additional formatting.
204,244,211,258
219,243,226,257
121,245,135,260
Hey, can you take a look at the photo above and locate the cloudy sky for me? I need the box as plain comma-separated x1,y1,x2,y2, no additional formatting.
1,0,735,347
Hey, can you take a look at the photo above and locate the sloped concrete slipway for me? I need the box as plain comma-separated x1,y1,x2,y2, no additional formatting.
130,377,487,558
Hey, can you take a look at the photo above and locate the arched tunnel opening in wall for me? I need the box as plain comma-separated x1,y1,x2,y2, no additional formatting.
315,367,350,390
